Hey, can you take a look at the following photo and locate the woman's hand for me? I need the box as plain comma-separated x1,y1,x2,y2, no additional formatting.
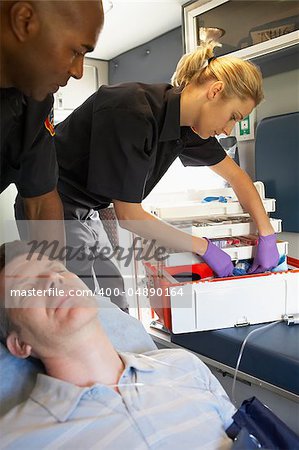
201,239,234,277
211,157,275,238
248,234,280,274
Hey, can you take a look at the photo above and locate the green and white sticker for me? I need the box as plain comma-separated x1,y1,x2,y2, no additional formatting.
239,116,250,135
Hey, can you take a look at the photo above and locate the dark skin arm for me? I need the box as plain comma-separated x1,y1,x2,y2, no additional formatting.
22,189,66,259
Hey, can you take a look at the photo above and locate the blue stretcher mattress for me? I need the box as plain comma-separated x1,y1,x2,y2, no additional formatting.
171,323,299,395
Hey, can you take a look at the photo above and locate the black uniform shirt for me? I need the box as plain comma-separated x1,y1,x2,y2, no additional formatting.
0,88,58,197
55,83,226,209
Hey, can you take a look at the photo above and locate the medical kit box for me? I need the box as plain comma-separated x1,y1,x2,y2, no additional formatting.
144,182,299,334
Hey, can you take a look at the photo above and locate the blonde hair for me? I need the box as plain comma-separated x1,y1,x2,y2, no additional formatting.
171,41,264,105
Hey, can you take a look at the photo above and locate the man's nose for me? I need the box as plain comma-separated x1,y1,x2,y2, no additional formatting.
42,272,63,288
69,56,84,80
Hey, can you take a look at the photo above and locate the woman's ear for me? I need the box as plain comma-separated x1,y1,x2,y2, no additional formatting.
207,81,224,100
6,331,32,359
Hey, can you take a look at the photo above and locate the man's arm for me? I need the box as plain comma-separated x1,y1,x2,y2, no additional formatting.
211,156,274,236
22,189,66,256
23,189,64,220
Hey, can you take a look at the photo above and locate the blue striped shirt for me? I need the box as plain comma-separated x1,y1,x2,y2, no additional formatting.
0,349,235,449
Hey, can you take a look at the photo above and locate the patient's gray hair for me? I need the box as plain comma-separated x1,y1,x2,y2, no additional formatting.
0,241,34,341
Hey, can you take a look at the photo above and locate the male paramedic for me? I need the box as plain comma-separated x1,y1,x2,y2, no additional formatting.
0,0,104,247
0,240,236,450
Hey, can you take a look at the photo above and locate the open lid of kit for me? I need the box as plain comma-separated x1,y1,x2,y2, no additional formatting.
145,182,276,220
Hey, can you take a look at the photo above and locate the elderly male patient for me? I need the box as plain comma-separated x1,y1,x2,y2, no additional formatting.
0,241,235,450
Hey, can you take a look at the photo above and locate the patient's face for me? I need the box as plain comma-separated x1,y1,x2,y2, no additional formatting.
1,253,98,355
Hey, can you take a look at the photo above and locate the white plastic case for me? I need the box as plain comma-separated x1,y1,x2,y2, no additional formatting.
144,182,298,333
169,270,299,333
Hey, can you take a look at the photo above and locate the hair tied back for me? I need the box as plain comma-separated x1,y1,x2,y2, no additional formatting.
208,56,216,65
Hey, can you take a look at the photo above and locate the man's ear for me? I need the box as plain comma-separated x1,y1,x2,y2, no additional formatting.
6,331,32,359
207,81,224,100
9,2,40,42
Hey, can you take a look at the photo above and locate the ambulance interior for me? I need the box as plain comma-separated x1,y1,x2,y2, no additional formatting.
0,0,298,441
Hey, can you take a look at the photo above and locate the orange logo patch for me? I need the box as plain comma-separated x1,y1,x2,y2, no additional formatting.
44,108,55,136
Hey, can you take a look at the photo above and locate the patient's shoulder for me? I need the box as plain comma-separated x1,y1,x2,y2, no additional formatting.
142,348,209,374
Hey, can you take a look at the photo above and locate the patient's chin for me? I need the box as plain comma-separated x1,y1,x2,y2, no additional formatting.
54,304,98,333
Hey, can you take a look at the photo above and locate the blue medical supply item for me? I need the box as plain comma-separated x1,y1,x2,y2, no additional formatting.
233,260,252,276
202,196,232,203
227,396,299,449
272,254,288,272
232,255,287,276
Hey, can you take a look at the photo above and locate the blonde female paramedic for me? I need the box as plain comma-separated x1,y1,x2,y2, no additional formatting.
17,41,279,304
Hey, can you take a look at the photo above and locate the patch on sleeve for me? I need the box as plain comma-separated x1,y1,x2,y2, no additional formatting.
44,108,55,136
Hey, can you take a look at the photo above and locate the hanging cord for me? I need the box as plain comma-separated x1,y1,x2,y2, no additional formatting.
98,328,289,406
107,355,217,393
231,320,282,404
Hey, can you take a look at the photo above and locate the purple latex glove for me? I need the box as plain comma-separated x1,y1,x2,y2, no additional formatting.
248,234,280,274
201,238,234,277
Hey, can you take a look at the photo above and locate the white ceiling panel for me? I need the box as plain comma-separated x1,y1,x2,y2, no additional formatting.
90,0,188,60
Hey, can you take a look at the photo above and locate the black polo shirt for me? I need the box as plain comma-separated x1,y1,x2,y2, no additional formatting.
0,88,58,197
56,83,226,209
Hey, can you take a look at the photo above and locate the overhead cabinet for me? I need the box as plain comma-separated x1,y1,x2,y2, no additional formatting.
183,0,299,60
